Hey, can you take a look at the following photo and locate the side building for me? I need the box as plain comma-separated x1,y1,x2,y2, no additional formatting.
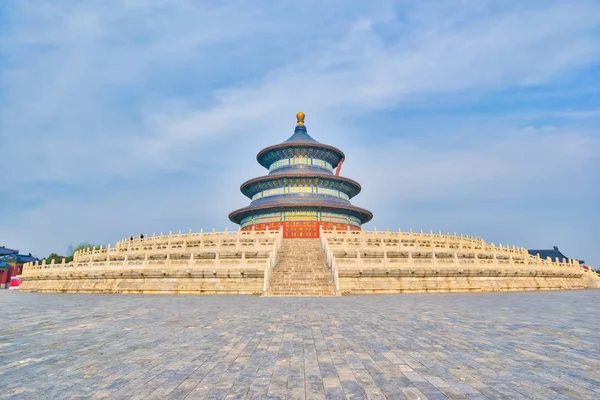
528,246,584,265
0,246,39,289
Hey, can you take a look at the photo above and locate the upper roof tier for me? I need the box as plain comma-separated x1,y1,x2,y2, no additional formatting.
256,113,345,169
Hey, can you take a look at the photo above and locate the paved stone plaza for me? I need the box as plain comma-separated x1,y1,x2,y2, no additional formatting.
0,291,599,399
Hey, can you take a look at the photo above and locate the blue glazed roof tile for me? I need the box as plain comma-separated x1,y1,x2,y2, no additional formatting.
283,126,320,144
269,165,333,175
1,253,38,263
256,123,345,169
230,114,373,226
250,194,351,208
0,246,17,256
527,246,582,263
14,254,39,262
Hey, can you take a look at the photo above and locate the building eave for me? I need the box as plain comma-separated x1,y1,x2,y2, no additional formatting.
240,173,362,199
229,203,373,225
256,143,345,169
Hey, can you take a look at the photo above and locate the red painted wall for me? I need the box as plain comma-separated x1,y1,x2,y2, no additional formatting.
0,263,22,288
242,221,360,238
0,269,8,287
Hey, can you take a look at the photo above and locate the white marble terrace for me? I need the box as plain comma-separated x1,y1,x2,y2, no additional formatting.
23,228,284,291
319,227,583,291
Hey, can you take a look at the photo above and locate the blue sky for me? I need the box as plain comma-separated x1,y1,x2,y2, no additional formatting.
1,0,599,266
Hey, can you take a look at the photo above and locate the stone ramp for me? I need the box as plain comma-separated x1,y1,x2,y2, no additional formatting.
267,239,337,296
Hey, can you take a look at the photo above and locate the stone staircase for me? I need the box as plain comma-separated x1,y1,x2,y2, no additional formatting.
267,239,337,296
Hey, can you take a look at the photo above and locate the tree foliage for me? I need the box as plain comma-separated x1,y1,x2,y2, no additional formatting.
44,253,65,264
72,242,99,254
43,242,101,264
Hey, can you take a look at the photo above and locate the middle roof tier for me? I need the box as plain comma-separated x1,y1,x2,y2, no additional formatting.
240,174,362,200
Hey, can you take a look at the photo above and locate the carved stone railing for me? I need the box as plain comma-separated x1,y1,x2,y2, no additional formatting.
23,228,284,294
72,228,282,262
320,226,340,291
263,227,284,293
320,227,581,273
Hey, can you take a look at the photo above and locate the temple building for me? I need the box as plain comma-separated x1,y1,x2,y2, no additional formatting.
229,112,372,238
0,246,38,289
18,111,597,295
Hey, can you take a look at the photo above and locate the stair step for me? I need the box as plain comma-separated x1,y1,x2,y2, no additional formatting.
267,238,337,297
269,290,336,293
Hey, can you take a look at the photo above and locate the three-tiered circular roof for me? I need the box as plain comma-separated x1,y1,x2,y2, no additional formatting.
229,113,373,225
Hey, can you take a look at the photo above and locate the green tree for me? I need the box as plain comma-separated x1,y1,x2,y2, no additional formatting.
43,242,101,264
44,253,66,264
72,242,100,254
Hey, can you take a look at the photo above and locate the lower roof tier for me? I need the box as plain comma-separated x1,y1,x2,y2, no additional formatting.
229,203,373,225
235,209,364,229
241,174,362,199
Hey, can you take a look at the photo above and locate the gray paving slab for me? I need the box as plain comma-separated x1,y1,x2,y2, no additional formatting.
0,290,599,399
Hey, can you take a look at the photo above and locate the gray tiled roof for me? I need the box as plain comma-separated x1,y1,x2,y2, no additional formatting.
250,194,351,208
283,125,320,144
0,246,17,256
527,246,581,263
269,165,333,175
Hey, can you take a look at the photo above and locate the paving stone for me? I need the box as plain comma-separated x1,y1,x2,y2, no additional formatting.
0,290,598,399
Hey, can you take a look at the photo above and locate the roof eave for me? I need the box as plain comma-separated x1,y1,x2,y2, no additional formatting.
229,203,373,225
256,143,346,169
239,173,362,198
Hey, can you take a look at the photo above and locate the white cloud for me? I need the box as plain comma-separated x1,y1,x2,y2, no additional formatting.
136,1,600,161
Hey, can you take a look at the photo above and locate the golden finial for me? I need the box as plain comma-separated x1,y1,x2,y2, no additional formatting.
296,111,305,126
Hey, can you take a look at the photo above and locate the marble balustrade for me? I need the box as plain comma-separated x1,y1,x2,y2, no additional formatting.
319,227,586,294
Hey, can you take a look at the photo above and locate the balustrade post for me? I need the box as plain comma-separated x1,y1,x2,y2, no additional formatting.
333,258,339,292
